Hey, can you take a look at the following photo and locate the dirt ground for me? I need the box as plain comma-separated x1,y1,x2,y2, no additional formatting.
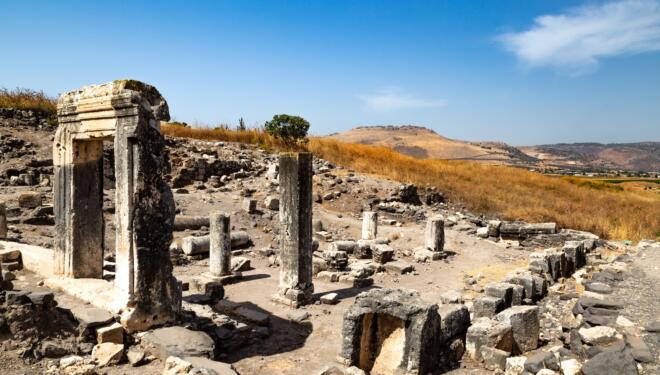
0,140,534,374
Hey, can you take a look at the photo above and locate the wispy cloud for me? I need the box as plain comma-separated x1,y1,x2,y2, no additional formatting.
358,87,446,112
498,0,660,74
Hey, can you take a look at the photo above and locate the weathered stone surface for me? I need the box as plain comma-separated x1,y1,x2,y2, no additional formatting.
562,241,586,271
361,211,378,240
96,322,124,344
73,307,114,329
437,303,470,343
339,288,442,374
209,212,231,277
173,215,209,230
264,196,279,211
425,216,444,252
505,356,526,375
330,240,358,253
142,326,215,359
625,335,653,363
487,220,501,237
485,283,514,308
579,326,618,345
234,306,270,326
473,296,506,319
466,317,514,360
18,192,43,209
274,153,314,307
383,260,414,274
0,202,7,238
372,244,394,264
581,346,639,375
184,356,238,375
495,306,539,354
320,292,339,304
287,310,310,323
524,350,560,373
242,198,257,213
480,346,508,371
92,342,124,366
55,80,181,332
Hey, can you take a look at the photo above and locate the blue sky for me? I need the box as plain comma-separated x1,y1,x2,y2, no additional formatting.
1,0,659,145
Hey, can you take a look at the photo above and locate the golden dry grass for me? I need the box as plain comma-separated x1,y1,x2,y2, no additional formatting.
161,125,660,241
0,88,57,114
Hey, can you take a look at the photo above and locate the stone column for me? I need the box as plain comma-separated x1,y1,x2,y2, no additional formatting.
0,202,7,238
53,137,104,278
425,216,445,252
274,152,314,307
361,211,378,240
209,212,231,277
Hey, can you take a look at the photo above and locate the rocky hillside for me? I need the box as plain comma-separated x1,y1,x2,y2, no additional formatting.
521,142,660,172
328,125,536,166
329,126,660,173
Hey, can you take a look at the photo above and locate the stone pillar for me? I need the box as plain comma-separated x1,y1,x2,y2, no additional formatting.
55,80,181,332
274,152,314,307
425,216,444,252
53,138,104,278
0,202,7,238
361,211,378,240
209,212,231,277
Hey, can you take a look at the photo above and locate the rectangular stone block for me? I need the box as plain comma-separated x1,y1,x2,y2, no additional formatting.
495,306,540,354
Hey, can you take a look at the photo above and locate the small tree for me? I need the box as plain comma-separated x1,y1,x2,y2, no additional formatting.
264,114,309,143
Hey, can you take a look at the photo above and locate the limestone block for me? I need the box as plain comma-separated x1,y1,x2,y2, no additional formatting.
96,322,124,344
18,192,43,209
495,306,540,354
466,317,514,360
485,283,515,308
473,296,506,319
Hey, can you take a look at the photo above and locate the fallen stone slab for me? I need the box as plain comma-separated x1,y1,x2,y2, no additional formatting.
581,346,638,375
231,256,251,272
371,244,394,264
141,326,215,359
480,346,508,371
287,310,310,323
92,342,124,367
320,292,339,305
585,282,613,294
579,326,619,345
96,322,124,344
72,307,114,329
473,296,506,319
625,335,653,363
485,283,514,308
466,317,513,360
234,306,270,326
524,350,560,373
495,306,539,354
18,192,43,209
183,356,238,375
383,260,414,274
579,296,624,310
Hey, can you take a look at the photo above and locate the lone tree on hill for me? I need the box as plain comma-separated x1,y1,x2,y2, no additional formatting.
264,114,309,143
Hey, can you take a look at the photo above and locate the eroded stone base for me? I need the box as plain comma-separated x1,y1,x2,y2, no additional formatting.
272,287,313,308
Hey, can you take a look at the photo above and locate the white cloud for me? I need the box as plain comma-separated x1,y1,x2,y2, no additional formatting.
498,0,660,74
358,87,446,112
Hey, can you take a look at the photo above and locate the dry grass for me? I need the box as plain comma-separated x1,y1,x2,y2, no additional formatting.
162,123,305,152
0,88,57,115
162,125,660,241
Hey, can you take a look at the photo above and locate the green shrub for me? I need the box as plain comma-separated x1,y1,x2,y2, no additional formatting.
264,114,309,142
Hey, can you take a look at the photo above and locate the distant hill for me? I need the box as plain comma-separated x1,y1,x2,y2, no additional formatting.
327,126,659,172
520,142,660,172
328,125,537,166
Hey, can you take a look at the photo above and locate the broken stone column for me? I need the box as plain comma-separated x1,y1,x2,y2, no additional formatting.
361,211,378,240
209,212,231,276
0,202,7,238
55,80,181,332
273,152,314,307
425,215,445,252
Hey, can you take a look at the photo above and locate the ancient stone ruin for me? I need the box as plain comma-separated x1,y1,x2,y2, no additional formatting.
52,80,181,331
338,288,443,375
273,152,314,307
